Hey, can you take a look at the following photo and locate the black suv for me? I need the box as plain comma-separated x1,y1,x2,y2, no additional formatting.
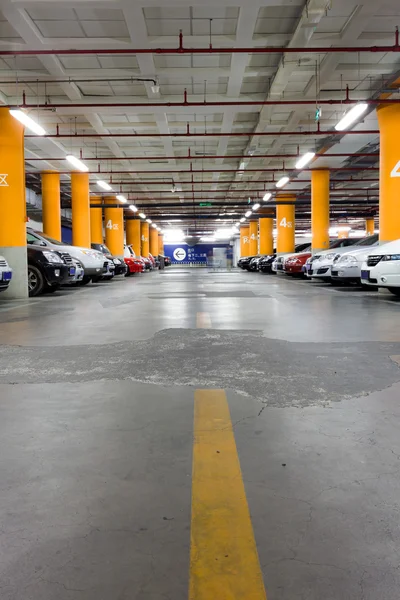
27,245,71,297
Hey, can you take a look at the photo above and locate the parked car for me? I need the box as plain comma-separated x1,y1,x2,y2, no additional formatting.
27,245,71,296
63,258,85,286
124,245,145,275
162,255,171,267
27,228,105,285
237,255,258,269
331,234,380,285
91,243,127,277
0,255,12,293
306,238,365,281
248,256,265,271
272,243,312,274
284,251,312,276
361,238,400,296
141,256,153,271
148,253,158,269
258,254,276,274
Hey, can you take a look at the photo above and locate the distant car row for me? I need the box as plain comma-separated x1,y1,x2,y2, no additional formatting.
238,234,400,296
0,228,171,297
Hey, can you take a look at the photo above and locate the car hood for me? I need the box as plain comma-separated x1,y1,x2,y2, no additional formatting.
370,239,400,255
337,244,379,260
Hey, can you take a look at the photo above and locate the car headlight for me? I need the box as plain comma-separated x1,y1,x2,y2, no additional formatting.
113,258,121,265
42,251,63,264
338,255,357,264
81,250,103,259
323,253,337,261
305,257,312,265
382,254,400,261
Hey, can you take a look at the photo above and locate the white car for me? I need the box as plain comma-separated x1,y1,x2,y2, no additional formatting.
361,238,400,296
331,234,379,285
309,237,366,281
0,255,12,293
26,228,105,284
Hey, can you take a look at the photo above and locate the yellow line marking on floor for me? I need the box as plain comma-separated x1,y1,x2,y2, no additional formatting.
189,389,267,600
196,312,212,328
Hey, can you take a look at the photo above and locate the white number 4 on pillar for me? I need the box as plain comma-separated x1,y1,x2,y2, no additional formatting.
106,220,119,231
279,217,292,228
390,160,400,178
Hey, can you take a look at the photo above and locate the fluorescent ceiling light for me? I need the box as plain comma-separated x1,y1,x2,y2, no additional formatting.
151,84,160,94
335,103,368,131
252,203,260,211
263,192,272,202
200,236,216,242
151,223,157,228
240,217,246,223
116,194,127,203
139,212,146,219
295,151,315,169
146,218,152,223
129,204,138,212
171,183,176,193
66,154,89,172
238,161,246,171
97,180,112,191
245,210,252,217
276,176,289,188
9,109,46,135
167,219,182,223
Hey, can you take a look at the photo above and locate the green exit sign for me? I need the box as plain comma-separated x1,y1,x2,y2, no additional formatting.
199,202,212,207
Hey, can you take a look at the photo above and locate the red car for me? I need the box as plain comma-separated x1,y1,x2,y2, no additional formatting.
124,245,145,275
284,252,312,276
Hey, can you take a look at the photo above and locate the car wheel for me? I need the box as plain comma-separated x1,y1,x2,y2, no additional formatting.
80,275,92,285
91,276,102,283
388,287,400,297
28,265,45,297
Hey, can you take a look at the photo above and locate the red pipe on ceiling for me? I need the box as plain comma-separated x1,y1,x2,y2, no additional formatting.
25,168,379,175
0,28,399,55
66,178,378,186
26,153,379,162
90,188,377,194
14,98,400,109
24,131,380,139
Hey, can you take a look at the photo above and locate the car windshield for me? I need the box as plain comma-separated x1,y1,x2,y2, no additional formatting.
32,230,64,246
96,244,112,255
295,243,311,252
353,234,379,247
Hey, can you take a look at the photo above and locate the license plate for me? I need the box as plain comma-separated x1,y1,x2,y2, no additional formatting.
361,270,369,280
1,271,12,281
69,267,76,276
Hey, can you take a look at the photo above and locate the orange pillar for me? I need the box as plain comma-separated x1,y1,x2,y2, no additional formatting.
259,217,274,255
276,196,295,254
90,195,103,245
126,219,141,256
240,225,250,257
249,220,258,255
104,197,124,256
141,222,149,257
337,227,350,239
377,104,400,243
366,218,375,236
0,107,28,298
311,170,330,252
149,226,159,256
71,172,90,248
158,234,164,255
42,172,61,241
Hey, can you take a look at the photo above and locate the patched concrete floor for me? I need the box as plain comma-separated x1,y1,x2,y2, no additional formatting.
1,268,400,599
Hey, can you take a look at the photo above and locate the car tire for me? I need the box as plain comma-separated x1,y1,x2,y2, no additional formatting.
388,287,400,297
80,275,92,285
91,276,102,283
28,265,45,297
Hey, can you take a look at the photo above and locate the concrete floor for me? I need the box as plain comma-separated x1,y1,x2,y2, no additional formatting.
1,268,400,599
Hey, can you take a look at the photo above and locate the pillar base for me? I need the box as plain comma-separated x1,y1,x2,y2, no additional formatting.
0,246,28,299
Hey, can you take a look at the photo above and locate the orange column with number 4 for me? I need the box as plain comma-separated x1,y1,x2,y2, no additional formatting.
276,197,295,254
104,197,124,257
377,104,400,243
